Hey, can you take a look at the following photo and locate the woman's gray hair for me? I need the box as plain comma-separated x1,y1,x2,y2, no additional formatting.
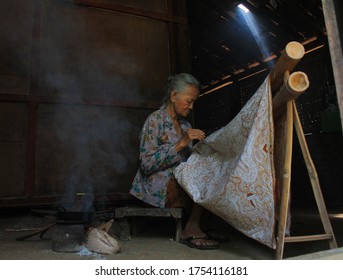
162,73,200,104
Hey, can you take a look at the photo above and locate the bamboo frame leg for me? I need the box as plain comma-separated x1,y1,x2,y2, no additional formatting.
292,101,338,249
275,101,294,260
275,101,338,259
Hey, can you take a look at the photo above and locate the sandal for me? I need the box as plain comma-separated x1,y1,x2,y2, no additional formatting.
179,236,220,250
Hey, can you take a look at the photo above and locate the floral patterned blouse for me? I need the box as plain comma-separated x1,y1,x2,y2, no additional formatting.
130,105,193,207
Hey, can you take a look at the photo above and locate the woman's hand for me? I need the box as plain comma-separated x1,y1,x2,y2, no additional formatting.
175,128,205,152
185,128,206,141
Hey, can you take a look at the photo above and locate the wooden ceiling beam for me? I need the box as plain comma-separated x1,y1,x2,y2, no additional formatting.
59,0,187,24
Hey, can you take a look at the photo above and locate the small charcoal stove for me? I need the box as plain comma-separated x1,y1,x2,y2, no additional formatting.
17,193,95,252
52,207,94,253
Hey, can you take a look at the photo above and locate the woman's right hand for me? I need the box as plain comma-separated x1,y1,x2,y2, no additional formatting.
175,128,205,152
185,128,206,141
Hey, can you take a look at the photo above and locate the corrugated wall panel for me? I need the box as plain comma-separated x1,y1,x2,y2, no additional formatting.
39,0,170,102
0,0,33,94
0,103,27,197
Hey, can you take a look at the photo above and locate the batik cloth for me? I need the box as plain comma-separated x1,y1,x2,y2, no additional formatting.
130,105,193,208
174,77,277,248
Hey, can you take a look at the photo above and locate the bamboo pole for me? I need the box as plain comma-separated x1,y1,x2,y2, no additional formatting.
275,101,294,260
270,41,305,94
271,42,306,259
272,71,310,119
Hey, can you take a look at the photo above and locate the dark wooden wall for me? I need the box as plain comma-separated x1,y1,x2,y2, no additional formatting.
0,0,190,207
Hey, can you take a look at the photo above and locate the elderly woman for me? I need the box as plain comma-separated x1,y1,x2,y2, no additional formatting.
130,73,219,250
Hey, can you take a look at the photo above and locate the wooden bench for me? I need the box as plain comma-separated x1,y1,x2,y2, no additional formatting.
114,207,183,242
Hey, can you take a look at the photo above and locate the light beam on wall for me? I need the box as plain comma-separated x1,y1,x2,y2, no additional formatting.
238,4,250,13
237,4,273,67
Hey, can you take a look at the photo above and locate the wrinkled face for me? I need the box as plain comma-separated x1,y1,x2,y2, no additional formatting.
171,85,199,117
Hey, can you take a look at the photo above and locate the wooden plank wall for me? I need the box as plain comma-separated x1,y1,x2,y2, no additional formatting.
0,0,190,207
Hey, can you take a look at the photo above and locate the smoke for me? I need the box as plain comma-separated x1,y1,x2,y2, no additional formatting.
49,103,142,209
36,1,146,207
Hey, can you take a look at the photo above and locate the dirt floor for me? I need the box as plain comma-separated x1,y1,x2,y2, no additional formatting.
0,207,342,260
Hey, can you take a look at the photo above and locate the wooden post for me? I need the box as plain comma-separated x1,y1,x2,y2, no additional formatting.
322,0,343,131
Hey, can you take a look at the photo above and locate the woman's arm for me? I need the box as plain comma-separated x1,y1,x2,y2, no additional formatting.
139,116,189,175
